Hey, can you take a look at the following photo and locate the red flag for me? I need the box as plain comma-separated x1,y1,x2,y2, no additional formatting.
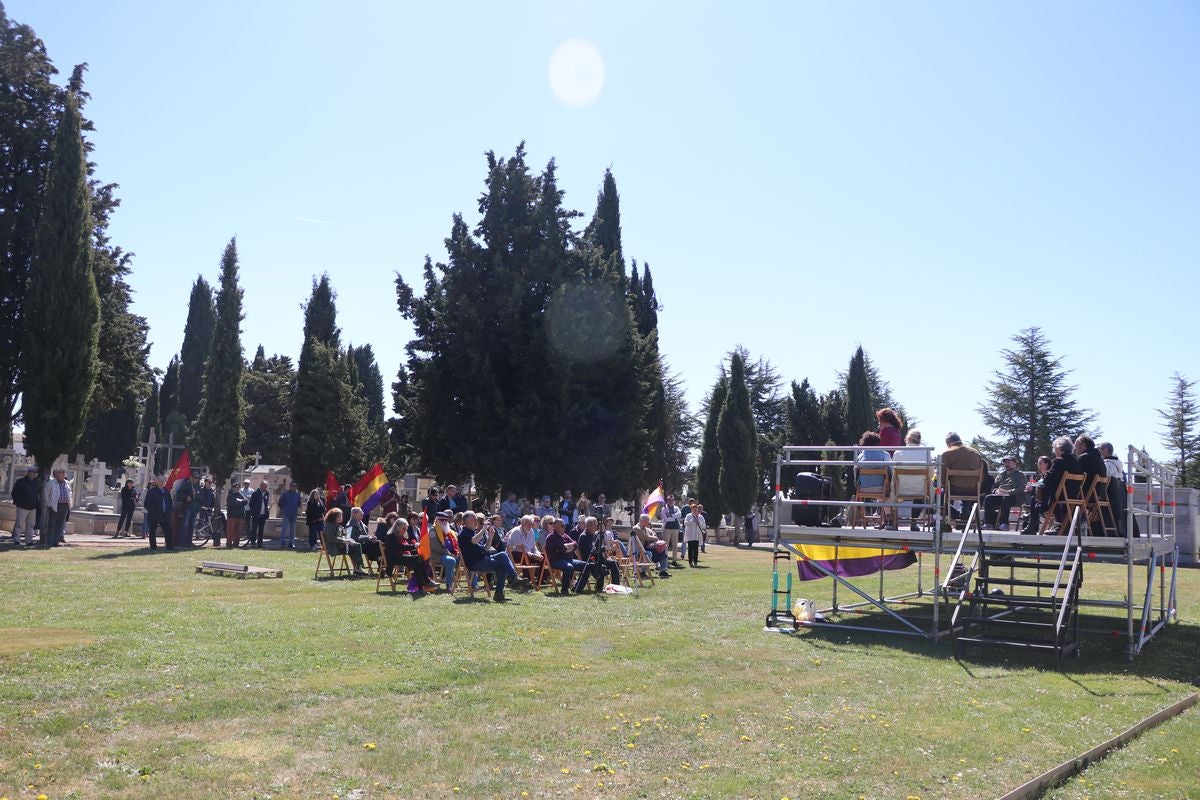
417,511,431,560
165,449,191,491
325,470,339,502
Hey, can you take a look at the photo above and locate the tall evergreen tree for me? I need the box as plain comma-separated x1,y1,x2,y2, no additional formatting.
192,238,246,490
634,262,659,337
0,5,60,447
243,345,295,466
178,276,216,428
1157,372,1199,488
290,275,343,488
141,374,160,469
976,327,1098,469
157,355,187,463
718,351,759,530
782,378,824,488
695,374,728,521
820,389,847,449
584,167,624,272
844,345,875,442
78,390,139,470
20,93,99,471
350,343,386,429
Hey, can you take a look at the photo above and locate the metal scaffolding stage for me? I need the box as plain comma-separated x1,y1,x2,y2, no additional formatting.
765,445,1180,662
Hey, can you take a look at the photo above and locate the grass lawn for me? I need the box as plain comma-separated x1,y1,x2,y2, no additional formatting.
0,543,1196,800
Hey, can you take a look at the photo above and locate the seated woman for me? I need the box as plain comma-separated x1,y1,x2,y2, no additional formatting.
1020,456,1053,534
854,431,893,527
876,407,904,454
381,517,437,594
320,508,368,577
893,428,931,530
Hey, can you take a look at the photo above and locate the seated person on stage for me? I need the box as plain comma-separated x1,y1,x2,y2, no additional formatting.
1099,441,1132,536
894,428,931,530
506,515,544,566
321,508,368,577
576,516,621,592
941,431,985,521
1020,456,1052,534
631,513,671,577
1074,434,1106,494
429,510,460,591
983,455,1025,530
1042,436,1083,531
457,511,530,602
854,431,892,526
382,517,437,594
545,517,590,594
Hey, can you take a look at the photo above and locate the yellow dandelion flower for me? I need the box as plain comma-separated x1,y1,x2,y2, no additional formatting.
561,768,571,774
363,742,376,750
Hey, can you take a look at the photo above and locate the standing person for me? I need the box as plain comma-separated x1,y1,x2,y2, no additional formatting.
248,480,271,548
876,407,904,454
534,494,555,520
277,481,301,549
395,492,411,520
661,495,683,566
500,492,522,529
10,466,40,546
40,468,72,548
143,476,173,551
558,490,577,528
333,484,352,522
683,502,706,567
305,488,326,551
420,487,440,518
439,484,468,515
225,480,249,548
113,479,138,539
697,504,710,552
379,481,402,519
173,473,196,546
196,477,218,546
592,493,609,524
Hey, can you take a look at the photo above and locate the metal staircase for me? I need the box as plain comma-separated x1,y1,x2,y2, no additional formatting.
953,508,1085,669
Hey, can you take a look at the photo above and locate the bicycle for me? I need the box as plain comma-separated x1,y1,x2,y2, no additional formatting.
191,510,226,547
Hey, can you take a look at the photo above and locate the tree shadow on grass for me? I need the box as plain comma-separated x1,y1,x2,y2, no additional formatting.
86,547,170,559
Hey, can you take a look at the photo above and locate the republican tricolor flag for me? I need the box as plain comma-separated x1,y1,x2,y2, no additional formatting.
350,464,390,515
642,482,665,520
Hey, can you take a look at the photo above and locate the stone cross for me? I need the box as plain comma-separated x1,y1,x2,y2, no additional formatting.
70,453,88,509
89,459,111,497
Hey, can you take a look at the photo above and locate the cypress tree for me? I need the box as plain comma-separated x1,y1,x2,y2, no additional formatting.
584,167,624,272
20,93,100,471
290,275,342,488
178,276,216,427
695,374,728,524
192,238,246,490
157,355,187,463
243,345,295,465
718,350,759,529
350,343,386,429
844,346,874,442
635,262,659,337
0,7,59,447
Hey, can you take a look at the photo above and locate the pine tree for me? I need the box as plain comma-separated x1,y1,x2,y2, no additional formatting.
192,238,246,489
290,275,343,488
844,345,874,443
718,351,759,530
0,6,60,447
243,345,295,465
178,276,216,427
1157,372,1199,487
20,93,100,471
976,327,1098,469
695,374,728,522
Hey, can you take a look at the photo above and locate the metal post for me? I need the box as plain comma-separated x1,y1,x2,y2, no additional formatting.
1126,446,1135,661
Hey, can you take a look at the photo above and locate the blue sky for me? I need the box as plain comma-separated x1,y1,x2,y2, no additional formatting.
13,0,1199,464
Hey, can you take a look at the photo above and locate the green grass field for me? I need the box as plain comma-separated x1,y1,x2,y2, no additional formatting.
0,543,1196,800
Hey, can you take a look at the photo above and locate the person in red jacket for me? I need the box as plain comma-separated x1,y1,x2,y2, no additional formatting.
876,407,904,454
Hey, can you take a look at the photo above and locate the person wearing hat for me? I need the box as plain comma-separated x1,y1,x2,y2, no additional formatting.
983,456,1026,530
225,480,250,548
429,509,459,591
10,466,41,546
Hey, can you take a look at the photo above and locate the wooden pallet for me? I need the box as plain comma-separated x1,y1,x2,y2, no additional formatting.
195,561,283,579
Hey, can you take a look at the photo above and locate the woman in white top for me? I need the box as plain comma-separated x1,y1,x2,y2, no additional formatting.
682,502,707,567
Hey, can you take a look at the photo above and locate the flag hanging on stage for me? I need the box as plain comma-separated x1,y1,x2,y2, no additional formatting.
165,449,191,491
350,464,389,515
642,483,665,520
794,543,916,581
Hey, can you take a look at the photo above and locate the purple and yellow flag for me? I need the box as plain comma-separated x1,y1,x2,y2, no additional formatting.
642,483,665,520
350,464,389,515
794,543,916,581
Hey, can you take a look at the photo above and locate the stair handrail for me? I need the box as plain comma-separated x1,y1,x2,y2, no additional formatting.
1048,507,1084,603
940,509,975,594
1055,547,1082,639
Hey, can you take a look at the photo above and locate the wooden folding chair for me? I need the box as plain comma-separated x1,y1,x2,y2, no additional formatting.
1083,475,1119,537
943,468,983,533
315,535,352,579
376,549,409,594
1038,472,1087,534
626,536,657,588
509,550,544,590
893,466,932,530
852,468,891,529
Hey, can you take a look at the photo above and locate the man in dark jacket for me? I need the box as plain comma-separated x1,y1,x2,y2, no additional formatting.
226,480,249,548
173,474,196,546
1043,436,1083,529
1074,435,1106,494
10,466,40,546
248,480,271,549
457,511,530,602
197,477,219,546
144,476,174,550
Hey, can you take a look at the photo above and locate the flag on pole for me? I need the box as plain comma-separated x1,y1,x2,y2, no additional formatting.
417,511,431,559
325,470,340,503
642,482,665,520
165,449,191,491
350,464,389,515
